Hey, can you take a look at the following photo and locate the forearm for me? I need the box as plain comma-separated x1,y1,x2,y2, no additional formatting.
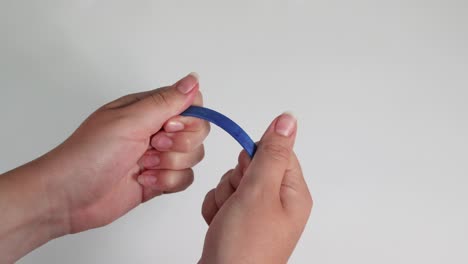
0,158,68,263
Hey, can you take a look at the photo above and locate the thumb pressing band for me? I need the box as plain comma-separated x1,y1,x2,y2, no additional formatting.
180,106,257,158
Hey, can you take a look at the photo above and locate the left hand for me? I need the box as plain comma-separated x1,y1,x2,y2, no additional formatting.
39,73,209,234
199,113,312,264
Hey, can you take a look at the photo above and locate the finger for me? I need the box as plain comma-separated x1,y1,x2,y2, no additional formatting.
153,102,211,152
123,72,200,134
141,187,164,203
228,164,242,190
228,151,251,189
281,152,313,216
163,90,207,133
193,90,204,106
163,115,211,134
240,113,297,194
105,74,201,110
151,129,209,153
214,169,236,208
138,145,205,170
201,189,218,225
231,150,252,189
137,169,194,193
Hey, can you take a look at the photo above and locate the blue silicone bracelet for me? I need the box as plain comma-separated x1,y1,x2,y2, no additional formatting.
180,106,257,158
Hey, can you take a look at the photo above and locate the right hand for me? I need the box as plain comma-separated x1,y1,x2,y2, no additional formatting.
199,113,313,264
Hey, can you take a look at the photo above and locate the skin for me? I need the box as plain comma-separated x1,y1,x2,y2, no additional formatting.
198,114,313,264
0,73,209,263
0,73,312,264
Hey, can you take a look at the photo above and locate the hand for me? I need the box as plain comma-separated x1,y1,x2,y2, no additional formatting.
199,113,312,264
0,73,210,263
41,72,209,233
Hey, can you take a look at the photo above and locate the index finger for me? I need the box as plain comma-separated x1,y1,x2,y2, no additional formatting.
163,91,207,132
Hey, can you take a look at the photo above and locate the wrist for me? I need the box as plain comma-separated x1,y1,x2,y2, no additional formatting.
5,154,71,238
33,152,72,238
0,155,70,262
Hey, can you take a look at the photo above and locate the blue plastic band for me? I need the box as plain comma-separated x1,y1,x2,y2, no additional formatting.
180,106,257,158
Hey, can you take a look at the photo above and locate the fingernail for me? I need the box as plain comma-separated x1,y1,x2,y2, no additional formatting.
275,112,296,137
176,72,199,94
138,175,157,185
143,155,160,168
165,120,185,132
189,72,199,80
154,135,173,150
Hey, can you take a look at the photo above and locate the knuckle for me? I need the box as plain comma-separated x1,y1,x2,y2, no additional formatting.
150,90,173,108
220,169,234,182
201,189,215,217
261,142,291,161
197,145,205,162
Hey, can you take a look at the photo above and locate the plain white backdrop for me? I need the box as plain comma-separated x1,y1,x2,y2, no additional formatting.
1,0,467,263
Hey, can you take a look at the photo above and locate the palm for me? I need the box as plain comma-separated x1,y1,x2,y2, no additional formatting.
61,73,205,233
65,123,153,233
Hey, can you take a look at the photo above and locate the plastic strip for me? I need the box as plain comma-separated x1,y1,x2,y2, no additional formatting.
180,106,257,158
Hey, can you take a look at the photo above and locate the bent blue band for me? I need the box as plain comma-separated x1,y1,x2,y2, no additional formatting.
180,106,257,158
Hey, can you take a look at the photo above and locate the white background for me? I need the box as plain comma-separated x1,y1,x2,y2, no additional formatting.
1,0,467,263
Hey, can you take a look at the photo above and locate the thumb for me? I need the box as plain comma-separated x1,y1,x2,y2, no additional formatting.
241,113,297,194
125,73,199,133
